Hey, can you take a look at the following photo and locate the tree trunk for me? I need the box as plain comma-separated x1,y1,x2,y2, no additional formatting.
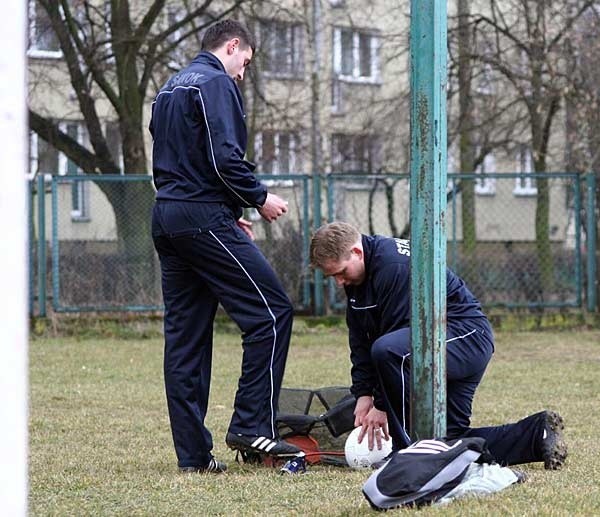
97,180,159,304
457,0,477,255
530,93,559,300
534,176,552,299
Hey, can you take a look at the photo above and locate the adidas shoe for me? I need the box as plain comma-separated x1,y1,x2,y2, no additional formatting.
179,457,227,474
226,432,301,457
539,411,567,470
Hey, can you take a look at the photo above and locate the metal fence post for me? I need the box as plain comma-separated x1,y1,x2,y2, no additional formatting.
51,177,60,312
36,174,47,318
28,180,34,316
574,177,582,307
312,173,324,315
302,176,311,308
587,172,597,312
409,0,448,441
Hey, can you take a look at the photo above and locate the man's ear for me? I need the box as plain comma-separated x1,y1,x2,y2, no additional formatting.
227,37,240,55
350,246,363,260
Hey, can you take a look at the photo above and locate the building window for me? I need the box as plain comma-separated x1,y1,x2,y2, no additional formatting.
476,42,495,95
476,62,494,95
255,131,300,176
474,153,496,196
514,145,537,196
105,121,123,172
28,0,62,58
333,27,380,82
258,20,304,78
30,132,58,177
30,122,90,221
60,123,90,220
331,134,382,174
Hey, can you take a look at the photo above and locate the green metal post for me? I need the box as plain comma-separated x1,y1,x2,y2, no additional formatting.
302,176,311,308
51,177,60,312
451,175,457,270
28,180,34,316
326,174,337,310
587,173,597,312
36,174,47,318
312,173,324,315
409,0,448,441
574,178,582,307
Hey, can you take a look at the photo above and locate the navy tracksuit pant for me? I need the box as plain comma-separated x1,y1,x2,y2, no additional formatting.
371,319,546,465
152,200,293,469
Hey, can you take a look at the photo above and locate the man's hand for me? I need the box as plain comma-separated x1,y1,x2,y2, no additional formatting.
354,395,374,427
354,396,390,451
258,193,288,223
236,217,254,240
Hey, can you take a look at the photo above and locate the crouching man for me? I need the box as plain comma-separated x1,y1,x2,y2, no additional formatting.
310,221,566,469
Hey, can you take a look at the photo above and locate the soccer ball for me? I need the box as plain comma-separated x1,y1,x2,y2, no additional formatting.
344,426,392,469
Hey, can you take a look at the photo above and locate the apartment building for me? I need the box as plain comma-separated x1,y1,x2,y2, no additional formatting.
27,0,573,245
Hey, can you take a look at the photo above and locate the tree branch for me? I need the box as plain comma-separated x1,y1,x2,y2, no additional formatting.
29,110,118,174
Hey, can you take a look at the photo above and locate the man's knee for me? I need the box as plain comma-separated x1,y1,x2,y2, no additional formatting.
371,337,388,364
371,332,410,363
268,297,293,332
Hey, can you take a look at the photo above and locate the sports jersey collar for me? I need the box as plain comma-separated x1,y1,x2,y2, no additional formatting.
191,51,227,73
362,234,376,278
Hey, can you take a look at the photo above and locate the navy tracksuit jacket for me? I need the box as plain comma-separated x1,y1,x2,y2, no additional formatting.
346,235,548,466
150,51,293,468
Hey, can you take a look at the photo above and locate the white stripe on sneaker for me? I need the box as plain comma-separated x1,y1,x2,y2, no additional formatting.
264,441,277,452
249,436,278,452
252,437,267,448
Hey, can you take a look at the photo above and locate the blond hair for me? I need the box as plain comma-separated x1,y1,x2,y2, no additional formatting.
310,222,361,268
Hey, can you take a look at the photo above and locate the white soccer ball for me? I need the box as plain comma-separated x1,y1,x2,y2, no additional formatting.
344,426,392,469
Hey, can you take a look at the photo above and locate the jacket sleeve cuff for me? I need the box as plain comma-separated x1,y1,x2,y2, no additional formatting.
255,187,268,207
350,387,373,400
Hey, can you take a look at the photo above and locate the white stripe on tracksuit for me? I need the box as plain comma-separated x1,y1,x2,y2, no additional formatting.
209,230,278,438
196,87,256,207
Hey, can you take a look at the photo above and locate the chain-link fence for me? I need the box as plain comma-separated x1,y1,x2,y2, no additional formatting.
325,172,590,311
29,174,312,314
31,175,160,312
29,172,596,316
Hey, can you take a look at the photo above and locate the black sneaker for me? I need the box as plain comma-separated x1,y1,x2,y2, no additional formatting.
179,457,227,474
226,432,301,457
539,411,567,470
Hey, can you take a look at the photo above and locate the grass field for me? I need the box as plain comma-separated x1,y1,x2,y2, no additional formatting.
29,324,600,516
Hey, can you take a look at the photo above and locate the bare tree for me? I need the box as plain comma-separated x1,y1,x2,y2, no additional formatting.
471,0,595,294
29,0,245,290
454,0,477,254
562,4,600,311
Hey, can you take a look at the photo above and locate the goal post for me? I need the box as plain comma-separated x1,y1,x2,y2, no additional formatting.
0,1,29,514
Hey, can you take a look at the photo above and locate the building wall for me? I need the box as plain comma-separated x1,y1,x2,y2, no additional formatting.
27,0,572,245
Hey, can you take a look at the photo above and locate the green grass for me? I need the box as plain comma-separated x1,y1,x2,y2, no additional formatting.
29,327,600,516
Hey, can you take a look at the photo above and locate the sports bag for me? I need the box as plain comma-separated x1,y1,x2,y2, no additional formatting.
275,386,356,465
362,437,491,509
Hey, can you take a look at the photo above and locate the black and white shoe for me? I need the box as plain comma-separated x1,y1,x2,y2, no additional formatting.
179,457,227,474
226,432,301,457
540,411,567,470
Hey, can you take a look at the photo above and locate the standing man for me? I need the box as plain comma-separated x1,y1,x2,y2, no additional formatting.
150,19,300,474
310,221,567,469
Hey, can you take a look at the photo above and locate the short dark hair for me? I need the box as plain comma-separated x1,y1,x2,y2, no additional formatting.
201,19,256,53
310,222,361,269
